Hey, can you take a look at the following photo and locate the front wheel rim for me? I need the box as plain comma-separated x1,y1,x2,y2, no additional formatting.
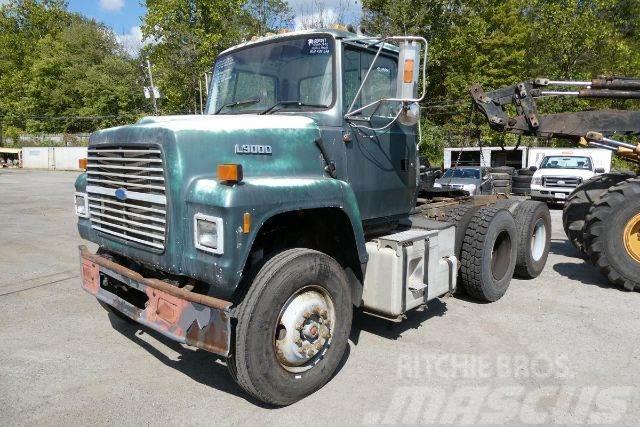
273,285,336,373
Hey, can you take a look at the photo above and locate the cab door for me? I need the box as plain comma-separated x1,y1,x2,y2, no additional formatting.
342,45,417,221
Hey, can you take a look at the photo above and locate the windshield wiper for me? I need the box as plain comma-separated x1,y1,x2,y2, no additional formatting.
259,100,328,115
214,97,261,115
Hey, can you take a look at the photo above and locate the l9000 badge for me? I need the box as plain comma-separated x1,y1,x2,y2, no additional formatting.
234,144,272,155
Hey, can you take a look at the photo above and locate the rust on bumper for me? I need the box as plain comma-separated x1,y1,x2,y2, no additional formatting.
79,245,232,356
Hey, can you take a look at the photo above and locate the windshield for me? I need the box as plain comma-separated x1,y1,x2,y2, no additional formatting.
207,36,334,114
540,156,592,170
442,168,480,179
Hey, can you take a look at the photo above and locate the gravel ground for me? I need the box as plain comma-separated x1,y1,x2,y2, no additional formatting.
1,169,639,426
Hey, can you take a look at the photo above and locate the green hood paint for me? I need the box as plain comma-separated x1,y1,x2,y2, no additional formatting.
76,114,367,299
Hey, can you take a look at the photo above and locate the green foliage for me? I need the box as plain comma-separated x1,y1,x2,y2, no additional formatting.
245,0,294,36
363,0,640,158
141,0,295,114
0,0,146,138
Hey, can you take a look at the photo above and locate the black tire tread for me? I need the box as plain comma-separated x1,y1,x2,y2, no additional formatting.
443,204,479,257
584,177,640,291
459,206,514,301
563,172,632,256
233,248,343,404
513,175,532,184
513,201,550,278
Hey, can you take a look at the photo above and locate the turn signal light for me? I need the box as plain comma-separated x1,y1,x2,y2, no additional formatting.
79,158,88,170
218,163,243,183
403,59,415,83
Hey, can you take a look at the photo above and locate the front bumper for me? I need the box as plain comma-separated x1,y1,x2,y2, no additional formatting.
530,186,574,201
79,245,232,356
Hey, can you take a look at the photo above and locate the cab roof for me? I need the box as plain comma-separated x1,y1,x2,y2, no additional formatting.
219,28,400,56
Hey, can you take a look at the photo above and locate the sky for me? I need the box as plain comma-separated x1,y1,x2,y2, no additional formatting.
64,1,362,56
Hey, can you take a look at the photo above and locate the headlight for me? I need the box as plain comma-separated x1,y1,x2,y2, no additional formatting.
462,184,477,193
433,182,442,188
74,192,88,218
194,213,224,254
532,177,542,185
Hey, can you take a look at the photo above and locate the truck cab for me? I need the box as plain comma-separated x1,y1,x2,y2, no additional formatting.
531,154,605,202
75,29,549,406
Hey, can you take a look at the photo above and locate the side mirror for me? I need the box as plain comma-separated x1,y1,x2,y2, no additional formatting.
396,41,420,100
529,166,537,172
595,167,605,173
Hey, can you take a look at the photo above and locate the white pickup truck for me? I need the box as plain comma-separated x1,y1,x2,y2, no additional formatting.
530,154,606,202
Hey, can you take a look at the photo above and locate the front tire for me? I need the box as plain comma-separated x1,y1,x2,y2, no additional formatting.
231,248,352,406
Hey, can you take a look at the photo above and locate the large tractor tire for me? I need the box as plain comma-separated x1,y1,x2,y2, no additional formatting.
562,172,632,256
584,178,640,292
230,248,352,406
513,201,551,279
459,206,518,302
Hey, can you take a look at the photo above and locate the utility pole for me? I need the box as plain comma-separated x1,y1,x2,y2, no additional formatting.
146,57,159,116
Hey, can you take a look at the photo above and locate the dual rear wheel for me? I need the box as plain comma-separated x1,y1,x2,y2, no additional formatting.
450,200,551,302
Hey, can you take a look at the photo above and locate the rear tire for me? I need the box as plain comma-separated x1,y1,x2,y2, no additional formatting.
443,204,481,258
513,201,551,279
231,248,352,406
584,178,640,291
562,172,632,256
459,207,518,302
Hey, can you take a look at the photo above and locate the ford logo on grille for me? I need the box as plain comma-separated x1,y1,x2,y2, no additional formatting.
115,188,127,201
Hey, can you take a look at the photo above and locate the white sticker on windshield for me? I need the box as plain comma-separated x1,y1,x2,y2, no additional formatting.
213,56,235,83
305,38,331,55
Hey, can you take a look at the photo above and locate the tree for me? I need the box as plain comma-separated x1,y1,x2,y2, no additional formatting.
362,0,640,164
245,0,294,35
0,0,146,138
141,0,250,114
295,0,354,29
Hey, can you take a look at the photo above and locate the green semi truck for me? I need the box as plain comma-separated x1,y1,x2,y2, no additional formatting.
75,29,551,405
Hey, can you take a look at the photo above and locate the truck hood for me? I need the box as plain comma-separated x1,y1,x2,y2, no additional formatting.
533,168,594,179
89,114,325,180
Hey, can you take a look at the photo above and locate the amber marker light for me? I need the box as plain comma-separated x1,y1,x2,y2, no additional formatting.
79,158,88,170
243,212,251,233
218,163,243,183
403,59,415,83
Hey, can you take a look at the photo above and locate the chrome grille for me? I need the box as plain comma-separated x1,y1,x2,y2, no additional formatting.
542,176,582,188
86,146,167,250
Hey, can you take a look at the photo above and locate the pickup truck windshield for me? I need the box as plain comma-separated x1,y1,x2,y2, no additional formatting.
442,168,481,179
207,36,334,115
540,156,592,170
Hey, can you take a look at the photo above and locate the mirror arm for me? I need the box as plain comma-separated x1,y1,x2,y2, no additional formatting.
344,36,428,120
